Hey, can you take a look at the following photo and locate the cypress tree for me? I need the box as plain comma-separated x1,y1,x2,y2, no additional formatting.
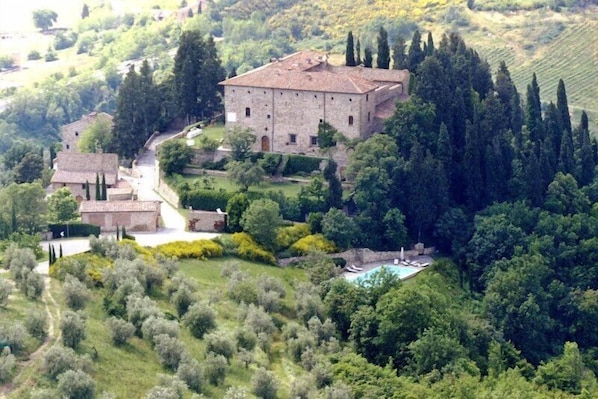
112,65,143,159
59,244,63,258
228,67,237,79
392,35,407,70
85,180,90,201
558,129,575,175
407,30,424,72
116,224,120,240
426,32,435,56
95,173,101,200
525,84,543,143
345,31,356,66
355,38,362,65
81,3,89,19
556,79,571,135
122,225,127,239
525,151,544,207
530,73,541,115
49,244,53,265
463,120,483,211
198,2,202,13
376,27,390,69
49,145,56,168
11,202,17,232
101,173,107,201
324,159,343,209
363,47,373,68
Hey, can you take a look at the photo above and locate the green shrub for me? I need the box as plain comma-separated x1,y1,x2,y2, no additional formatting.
48,223,100,239
277,223,311,249
180,189,233,211
259,153,282,175
27,50,41,60
231,233,276,265
290,234,336,256
201,158,228,170
155,240,223,259
282,155,323,176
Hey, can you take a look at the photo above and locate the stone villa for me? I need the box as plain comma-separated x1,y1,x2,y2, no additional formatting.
79,200,161,232
219,50,409,155
61,112,113,153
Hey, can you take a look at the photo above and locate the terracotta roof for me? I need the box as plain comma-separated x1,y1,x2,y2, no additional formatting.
79,201,161,213
51,170,117,186
220,51,385,94
61,112,113,131
51,152,119,185
328,65,409,84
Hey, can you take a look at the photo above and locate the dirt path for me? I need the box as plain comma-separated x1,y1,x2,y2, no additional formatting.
0,275,61,398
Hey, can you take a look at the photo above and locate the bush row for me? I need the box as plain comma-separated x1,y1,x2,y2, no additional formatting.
180,189,233,211
155,240,223,260
231,233,277,265
282,155,323,176
48,223,100,239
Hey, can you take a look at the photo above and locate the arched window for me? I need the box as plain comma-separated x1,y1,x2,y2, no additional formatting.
348,115,354,126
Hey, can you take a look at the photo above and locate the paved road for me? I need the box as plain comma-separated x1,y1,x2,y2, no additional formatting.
37,131,219,274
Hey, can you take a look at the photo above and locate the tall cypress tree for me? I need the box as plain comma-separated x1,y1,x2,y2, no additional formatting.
355,38,362,65
558,129,575,175
376,27,390,69
95,173,101,200
463,120,483,211
392,35,407,70
556,79,572,135
11,202,17,232
139,60,160,140
112,65,143,159
345,31,356,66
85,180,90,201
174,30,226,124
525,83,543,143
101,173,107,201
530,73,541,115
324,159,343,209
363,47,373,68
426,32,435,56
407,30,424,72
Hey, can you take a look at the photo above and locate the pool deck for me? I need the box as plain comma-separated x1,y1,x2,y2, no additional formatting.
342,254,435,280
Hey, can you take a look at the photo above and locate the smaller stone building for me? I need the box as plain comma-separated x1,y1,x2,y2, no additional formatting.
79,200,161,232
50,152,119,200
61,112,113,153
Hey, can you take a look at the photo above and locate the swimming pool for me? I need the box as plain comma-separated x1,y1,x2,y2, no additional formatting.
345,265,421,283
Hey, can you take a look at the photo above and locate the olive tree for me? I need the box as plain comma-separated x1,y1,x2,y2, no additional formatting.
105,317,135,345
241,199,283,251
183,302,217,339
60,311,86,348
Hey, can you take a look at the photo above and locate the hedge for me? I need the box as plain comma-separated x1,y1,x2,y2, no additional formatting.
282,155,323,176
231,233,277,265
180,189,233,211
48,223,100,239
155,240,224,259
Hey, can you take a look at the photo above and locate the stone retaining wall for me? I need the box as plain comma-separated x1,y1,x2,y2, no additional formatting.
278,246,435,267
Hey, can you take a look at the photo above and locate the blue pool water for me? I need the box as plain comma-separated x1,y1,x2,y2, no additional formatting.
345,265,420,283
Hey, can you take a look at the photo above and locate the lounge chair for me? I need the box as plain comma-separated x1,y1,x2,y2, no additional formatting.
345,266,359,273
352,265,363,271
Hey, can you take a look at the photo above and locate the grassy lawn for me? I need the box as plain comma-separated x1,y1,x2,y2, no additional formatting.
191,124,226,143
172,172,309,198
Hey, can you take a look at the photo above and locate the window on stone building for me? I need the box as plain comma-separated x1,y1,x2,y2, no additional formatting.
368,112,371,122
348,116,354,126
245,107,251,117
75,131,79,136
289,134,297,144
310,136,318,146
366,94,369,101
66,144,70,149
82,184,86,189
267,114,271,119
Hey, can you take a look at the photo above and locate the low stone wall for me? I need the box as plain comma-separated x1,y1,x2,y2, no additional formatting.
278,246,435,267
191,148,230,165
156,176,180,207
188,210,227,232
